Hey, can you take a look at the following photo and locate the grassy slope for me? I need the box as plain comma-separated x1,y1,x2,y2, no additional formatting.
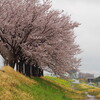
0,66,36,100
44,76,86,100
0,66,98,100
0,66,71,100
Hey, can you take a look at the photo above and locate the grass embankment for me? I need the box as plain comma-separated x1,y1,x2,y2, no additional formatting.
0,66,36,100
72,79,100,99
0,66,71,100
44,76,86,99
0,66,99,100
88,88,100,99
44,76,100,99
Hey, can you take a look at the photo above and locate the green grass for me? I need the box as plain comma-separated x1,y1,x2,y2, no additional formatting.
1,66,99,100
44,76,73,88
43,76,87,99
73,83,95,91
19,77,71,100
0,66,72,100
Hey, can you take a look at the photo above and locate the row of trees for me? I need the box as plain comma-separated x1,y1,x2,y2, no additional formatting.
0,0,81,78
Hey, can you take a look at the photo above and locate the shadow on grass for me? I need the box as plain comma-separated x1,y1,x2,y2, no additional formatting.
33,77,72,100
19,77,72,100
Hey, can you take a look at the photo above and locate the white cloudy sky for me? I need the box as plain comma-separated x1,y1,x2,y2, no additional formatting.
0,0,100,76
52,0,100,76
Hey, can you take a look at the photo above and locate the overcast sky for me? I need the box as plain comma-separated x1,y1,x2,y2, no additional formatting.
0,0,100,77
51,0,100,76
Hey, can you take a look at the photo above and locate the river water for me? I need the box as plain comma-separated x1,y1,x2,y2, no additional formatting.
84,92,99,100
71,80,99,100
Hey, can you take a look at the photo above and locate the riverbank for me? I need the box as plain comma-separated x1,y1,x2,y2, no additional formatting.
0,66,100,100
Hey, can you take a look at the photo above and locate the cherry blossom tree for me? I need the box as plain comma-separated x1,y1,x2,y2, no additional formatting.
0,0,81,77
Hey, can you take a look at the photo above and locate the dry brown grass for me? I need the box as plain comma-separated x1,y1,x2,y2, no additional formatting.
2,66,37,85
88,88,100,97
96,94,100,98
0,66,37,100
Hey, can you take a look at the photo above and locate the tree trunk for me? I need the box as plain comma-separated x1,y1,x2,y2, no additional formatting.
9,60,16,69
18,61,22,73
39,69,43,77
32,65,43,77
25,64,30,76
9,59,43,77
16,62,19,72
